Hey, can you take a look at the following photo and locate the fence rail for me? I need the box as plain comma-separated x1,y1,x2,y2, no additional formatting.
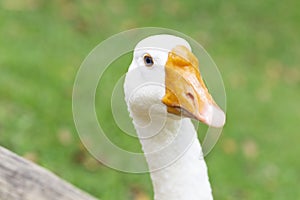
0,146,98,200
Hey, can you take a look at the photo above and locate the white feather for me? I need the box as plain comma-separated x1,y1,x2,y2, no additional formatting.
124,35,213,200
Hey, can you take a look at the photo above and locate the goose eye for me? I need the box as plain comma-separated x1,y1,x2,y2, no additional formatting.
143,54,154,67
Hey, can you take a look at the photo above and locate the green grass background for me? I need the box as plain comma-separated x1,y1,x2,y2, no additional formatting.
1,0,300,199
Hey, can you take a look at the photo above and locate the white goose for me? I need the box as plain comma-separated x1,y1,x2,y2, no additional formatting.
124,35,225,200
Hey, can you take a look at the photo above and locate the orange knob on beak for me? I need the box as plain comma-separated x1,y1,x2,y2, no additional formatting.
162,45,225,127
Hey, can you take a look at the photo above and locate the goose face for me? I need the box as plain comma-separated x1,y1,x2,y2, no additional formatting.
124,35,225,127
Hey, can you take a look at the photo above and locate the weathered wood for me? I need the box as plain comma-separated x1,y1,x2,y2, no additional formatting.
0,146,98,200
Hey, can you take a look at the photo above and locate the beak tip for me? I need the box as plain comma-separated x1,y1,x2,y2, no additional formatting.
200,104,226,128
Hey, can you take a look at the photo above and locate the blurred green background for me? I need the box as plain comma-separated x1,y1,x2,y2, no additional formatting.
1,0,300,199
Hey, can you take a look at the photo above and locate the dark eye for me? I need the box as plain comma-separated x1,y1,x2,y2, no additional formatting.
143,54,154,67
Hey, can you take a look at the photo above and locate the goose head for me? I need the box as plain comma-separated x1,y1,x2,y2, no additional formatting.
124,34,225,128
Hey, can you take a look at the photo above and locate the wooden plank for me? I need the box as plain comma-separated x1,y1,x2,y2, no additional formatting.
0,146,98,200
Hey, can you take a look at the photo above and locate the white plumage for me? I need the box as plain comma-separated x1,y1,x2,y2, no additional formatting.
124,35,225,200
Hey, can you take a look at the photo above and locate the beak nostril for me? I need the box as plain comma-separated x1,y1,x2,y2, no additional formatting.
186,92,194,101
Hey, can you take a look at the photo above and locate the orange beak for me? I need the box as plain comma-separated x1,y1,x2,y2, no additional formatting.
162,45,225,127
